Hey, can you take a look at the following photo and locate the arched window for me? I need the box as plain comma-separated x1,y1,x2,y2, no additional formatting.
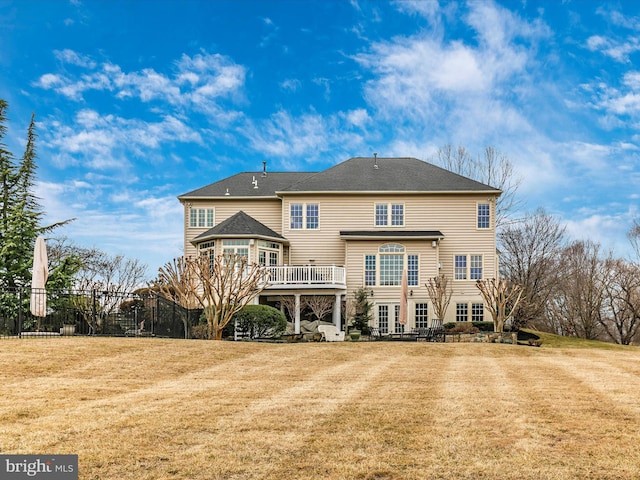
379,243,404,286
365,243,419,287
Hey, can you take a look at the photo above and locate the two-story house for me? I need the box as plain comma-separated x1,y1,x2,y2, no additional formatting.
178,156,501,335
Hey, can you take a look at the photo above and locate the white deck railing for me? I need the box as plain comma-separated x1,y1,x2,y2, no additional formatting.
266,265,346,286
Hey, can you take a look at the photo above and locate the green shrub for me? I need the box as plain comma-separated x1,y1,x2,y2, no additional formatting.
447,322,479,333
472,321,495,332
233,305,287,339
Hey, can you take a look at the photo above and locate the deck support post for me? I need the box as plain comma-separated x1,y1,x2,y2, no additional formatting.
294,293,301,334
333,293,341,329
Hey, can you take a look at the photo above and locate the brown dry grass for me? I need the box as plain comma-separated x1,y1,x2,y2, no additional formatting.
2,338,640,479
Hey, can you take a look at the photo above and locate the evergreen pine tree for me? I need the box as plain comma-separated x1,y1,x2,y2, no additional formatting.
2,113,44,288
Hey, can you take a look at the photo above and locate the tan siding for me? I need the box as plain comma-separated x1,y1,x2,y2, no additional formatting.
182,191,498,325
182,199,282,259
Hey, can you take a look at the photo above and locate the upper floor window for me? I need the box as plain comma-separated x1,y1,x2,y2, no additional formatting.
290,203,319,229
375,203,404,227
455,254,483,280
470,255,483,280
455,255,467,280
477,203,490,229
189,208,214,228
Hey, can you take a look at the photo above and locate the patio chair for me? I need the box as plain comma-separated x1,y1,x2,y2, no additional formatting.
317,324,345,342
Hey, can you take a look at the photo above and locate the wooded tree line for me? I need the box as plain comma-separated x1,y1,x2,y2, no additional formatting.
435,145,640,345
499,209,640,344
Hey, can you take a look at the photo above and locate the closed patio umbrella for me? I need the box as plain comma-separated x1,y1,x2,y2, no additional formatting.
30,236,49,317
399,268,408,332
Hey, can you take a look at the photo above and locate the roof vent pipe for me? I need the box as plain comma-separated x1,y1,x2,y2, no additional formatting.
262,160,267,177
373,152,378,169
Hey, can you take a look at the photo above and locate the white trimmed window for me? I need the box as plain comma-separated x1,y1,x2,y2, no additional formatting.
455,255,467,280
477,203,490,229
365,244,418,287
198,241,216,272
365,255,376,286
379,243,404,286
375,203,404,227
290,203,319,229
189,208,214,228
407,254,418,286
456,302,469,322
394,305,403,333
472,303,484,322
454,254,483,280
415,303,429,329
378,305,389,334
258,241,280,266
222,239,249,262
470,255,483,280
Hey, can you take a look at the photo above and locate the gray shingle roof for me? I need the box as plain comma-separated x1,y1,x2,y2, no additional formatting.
279,157,500,193
179,157,501,199
179,172,314,199
192,211,286,244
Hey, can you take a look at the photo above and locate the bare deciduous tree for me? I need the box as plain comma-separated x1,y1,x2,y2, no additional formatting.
628,219,640,261
476,278,524,333
157,253,270,340
279,295,297,325
425,274,453,321
600,257,640,345
59,245,148,333
546,241,605,340
303,295,334,323
499,208,566,329
154,256,200,309
432,144,522,226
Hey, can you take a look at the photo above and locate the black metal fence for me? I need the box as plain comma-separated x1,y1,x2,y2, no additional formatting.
0,287,203,339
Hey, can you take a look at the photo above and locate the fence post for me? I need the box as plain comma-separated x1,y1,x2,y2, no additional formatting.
18,287,23,338
91,289,97,336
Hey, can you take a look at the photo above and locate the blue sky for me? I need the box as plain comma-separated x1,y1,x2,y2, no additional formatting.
1,0,639,275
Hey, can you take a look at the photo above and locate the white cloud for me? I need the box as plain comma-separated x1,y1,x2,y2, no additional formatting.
280,79,301,92
242,108,367,166
35,49,246,117
343,108,370,128
42,109,202,171
564,210,635,259
354,0,549,138
54,49,96,68
586,34,640,62
36,73,65,89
